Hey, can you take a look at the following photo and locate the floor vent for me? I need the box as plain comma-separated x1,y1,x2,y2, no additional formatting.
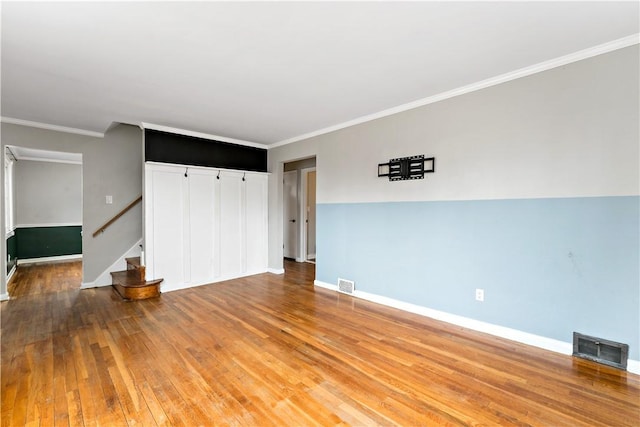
573,332,628,370
337,278,355,294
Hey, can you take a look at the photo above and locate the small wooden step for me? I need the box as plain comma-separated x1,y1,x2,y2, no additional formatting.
125,256,142,268
111,270,162,301
125,257,145,282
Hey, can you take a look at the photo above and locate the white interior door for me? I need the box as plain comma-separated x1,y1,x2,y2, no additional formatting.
283,170,297,259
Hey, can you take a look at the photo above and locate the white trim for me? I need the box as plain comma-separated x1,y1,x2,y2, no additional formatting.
0,293,9,302
314,280,337,291
81,238,142,289
14,156,81,165
18,254,82,265
270,34,640,149
5,230,15,239
16,223,82,228
6,265,16,284
0,117,104,138
300,167,316,263
628,360,640,375
140,122,267,150
312,280,640,375
267,268,285,274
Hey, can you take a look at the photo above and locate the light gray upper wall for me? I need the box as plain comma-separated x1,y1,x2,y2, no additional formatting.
266,45,640,269
15,160,82,226
0,123,143,288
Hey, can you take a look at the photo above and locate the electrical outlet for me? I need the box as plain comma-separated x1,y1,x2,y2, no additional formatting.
475,288,484,302
106,195,113,204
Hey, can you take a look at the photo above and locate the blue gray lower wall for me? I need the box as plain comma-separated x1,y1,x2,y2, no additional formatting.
317,196,639,360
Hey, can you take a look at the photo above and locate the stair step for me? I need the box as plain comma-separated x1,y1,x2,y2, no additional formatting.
111,270,163,300
110,271,160,287
124,257,145,281
125,257,142,268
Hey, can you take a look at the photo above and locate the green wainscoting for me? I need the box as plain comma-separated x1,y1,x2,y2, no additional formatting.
14,226,82,260
6,234,17,274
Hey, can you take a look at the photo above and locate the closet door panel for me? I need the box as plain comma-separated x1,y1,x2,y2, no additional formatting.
188,172,216,285
218,173,243,278
150,169,185,291
245,174,268,273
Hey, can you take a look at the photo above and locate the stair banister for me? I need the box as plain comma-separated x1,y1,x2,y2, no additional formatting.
92,195,142,237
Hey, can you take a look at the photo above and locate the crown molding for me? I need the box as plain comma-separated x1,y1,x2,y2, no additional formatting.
13,156,82,165
0,117,104,138
140,122,268,150
270,33,640,149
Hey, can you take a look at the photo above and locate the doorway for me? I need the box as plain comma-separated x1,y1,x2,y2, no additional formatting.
282,157,316,265
283,170,297,259
301,168,316,263
4,145,83,294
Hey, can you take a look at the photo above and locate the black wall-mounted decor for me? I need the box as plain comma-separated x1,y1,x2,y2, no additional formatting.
378,155,435,181
145,129,267,172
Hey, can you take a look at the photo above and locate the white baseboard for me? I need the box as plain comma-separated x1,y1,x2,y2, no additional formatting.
0,293,9,301
267,268,285,274
313,280,640,375
6,265,16,283
81,239,142,289
18,254,82,265
628,359,640,375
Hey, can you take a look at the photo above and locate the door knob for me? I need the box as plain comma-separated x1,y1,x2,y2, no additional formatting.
290,219,296,223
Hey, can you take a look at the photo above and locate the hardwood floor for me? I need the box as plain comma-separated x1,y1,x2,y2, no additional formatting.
2,260,639,426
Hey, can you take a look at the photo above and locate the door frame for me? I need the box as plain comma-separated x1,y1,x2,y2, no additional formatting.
282,170,298,260
300,167,316,263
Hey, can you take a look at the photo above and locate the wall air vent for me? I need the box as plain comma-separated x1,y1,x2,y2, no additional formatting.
337,278,355,294
573,332,628,370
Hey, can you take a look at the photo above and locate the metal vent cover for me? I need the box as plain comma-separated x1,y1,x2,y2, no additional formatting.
573,332,628,370
337,278,355,294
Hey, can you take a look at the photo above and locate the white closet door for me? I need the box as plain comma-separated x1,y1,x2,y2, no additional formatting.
150,168,186,291
245,174,268,274
218,172,243,278
188,171,216,285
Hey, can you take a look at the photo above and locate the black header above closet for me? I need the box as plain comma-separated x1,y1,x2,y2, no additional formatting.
145,129,267,172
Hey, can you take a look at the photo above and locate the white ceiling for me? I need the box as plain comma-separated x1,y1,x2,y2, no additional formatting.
1,2,638,146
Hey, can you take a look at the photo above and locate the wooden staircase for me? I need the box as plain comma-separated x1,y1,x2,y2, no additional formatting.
111,257,163,300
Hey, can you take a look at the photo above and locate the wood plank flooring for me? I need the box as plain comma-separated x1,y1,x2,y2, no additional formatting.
2,260,639,426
